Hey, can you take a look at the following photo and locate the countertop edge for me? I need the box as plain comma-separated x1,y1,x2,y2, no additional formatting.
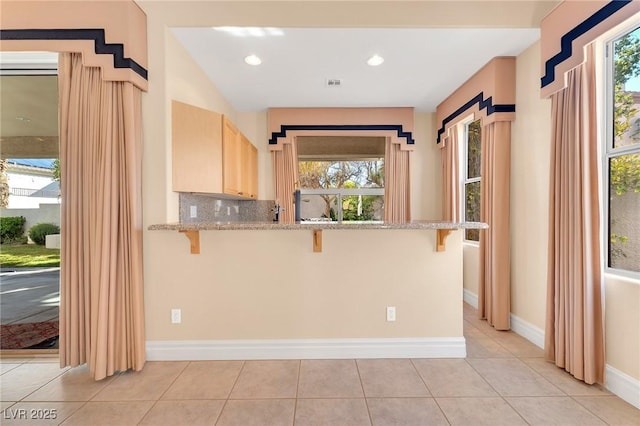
148,221,488,231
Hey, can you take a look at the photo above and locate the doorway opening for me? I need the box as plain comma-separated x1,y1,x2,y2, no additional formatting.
0,52,61,354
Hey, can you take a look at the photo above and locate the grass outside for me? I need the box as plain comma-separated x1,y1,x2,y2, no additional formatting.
0,244,61,268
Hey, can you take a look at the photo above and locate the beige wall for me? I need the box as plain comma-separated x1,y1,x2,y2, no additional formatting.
145,229,463,340
510,40,551,330
463,243,479,297
413,112,441,220
605,274,640,379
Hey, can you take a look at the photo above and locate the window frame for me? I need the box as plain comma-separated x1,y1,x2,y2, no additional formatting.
602,23,640,279
299,188,385,222
297,157,385,223
461,118,482,244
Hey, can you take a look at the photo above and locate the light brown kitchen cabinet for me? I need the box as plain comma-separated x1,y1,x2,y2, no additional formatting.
172,100,258,199
172,100,223,194
248,141,258,199
222,116,242,196
241,134,258,199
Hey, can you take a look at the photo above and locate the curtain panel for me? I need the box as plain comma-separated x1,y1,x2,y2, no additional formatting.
441,131,460,222
273,138,299,224
545,45,604,384
478,121,512,330
58,52,145,380
384,139,411,223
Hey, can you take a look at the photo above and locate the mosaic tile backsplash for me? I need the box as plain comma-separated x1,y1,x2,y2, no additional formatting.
179,193,276,223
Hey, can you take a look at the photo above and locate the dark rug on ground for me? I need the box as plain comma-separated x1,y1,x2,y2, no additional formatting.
0,320,59,349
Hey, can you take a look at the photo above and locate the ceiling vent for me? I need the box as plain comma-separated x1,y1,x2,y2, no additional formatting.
326,78,342,87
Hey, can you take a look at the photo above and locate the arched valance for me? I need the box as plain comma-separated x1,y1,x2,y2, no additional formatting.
0,0,148,91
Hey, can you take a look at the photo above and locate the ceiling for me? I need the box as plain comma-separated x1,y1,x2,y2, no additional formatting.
0,72,59,159
171,27,541,112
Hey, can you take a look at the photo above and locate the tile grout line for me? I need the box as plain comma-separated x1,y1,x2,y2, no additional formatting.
134,360,191,425
463,316,536,425
213,360,245,426
409,358,453,425
354,359,374,426
568,394,616,425
292,359,301,426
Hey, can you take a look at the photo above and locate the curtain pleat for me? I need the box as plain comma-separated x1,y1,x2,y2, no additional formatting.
384,139,411,223
545,44,604,384
59,52,145,380
273,138,299,223
478,121,511,330
441,132,460,221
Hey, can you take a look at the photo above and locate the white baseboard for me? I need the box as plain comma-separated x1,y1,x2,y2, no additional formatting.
463,289,478,308
606,364,640,409
146,337,466,361
509,313,545,349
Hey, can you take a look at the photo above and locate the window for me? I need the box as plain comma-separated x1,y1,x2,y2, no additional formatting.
605,25,640,274
297,136,384,222
463,119,482,241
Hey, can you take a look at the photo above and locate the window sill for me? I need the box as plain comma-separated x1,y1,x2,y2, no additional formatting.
604,270,640,285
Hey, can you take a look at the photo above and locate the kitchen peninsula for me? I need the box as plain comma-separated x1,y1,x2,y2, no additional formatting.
145,221,487,361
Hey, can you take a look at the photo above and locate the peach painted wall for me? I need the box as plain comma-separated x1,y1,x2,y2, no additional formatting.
0,0,148,90
540,0,640,98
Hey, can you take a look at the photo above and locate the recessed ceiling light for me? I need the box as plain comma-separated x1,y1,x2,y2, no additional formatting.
244,55,262,66
367,54,384,66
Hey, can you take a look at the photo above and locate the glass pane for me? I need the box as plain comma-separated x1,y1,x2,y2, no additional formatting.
298,160,384,189
465,181,481,241
299,194,338,221
467,120,482,178
342,195,384,222
613,26,640,149
609,154,640,272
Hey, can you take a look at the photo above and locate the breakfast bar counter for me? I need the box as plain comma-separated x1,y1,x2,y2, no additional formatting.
149,220,487,254
144,220,487,361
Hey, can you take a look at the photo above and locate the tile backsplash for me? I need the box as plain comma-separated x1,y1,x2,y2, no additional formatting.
179,193,275,223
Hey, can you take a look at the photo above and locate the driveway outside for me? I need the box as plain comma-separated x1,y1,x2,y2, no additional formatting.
0,267,60,325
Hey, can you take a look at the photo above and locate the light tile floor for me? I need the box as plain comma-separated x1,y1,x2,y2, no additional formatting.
1,303,638,425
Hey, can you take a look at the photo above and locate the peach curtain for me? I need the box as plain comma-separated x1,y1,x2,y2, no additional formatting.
384,138,411,223
478,121,511,330
545,45,604,384
58,52,145,380
441,131,460,221
273,138,299,223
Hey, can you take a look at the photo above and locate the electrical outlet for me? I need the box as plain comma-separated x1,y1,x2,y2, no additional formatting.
386,306,396,322
190,205,197,218
171,308,181,324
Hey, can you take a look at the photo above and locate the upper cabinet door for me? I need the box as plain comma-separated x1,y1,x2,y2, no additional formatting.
222,116,242,196
172,100,223,193
247,141,258,199
240,134,258,199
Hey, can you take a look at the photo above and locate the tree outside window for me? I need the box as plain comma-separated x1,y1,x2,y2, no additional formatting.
298,159,384,221
608,26,640,273
464,120,482,241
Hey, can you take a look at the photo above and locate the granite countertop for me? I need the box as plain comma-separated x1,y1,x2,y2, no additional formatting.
148,221,488,231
